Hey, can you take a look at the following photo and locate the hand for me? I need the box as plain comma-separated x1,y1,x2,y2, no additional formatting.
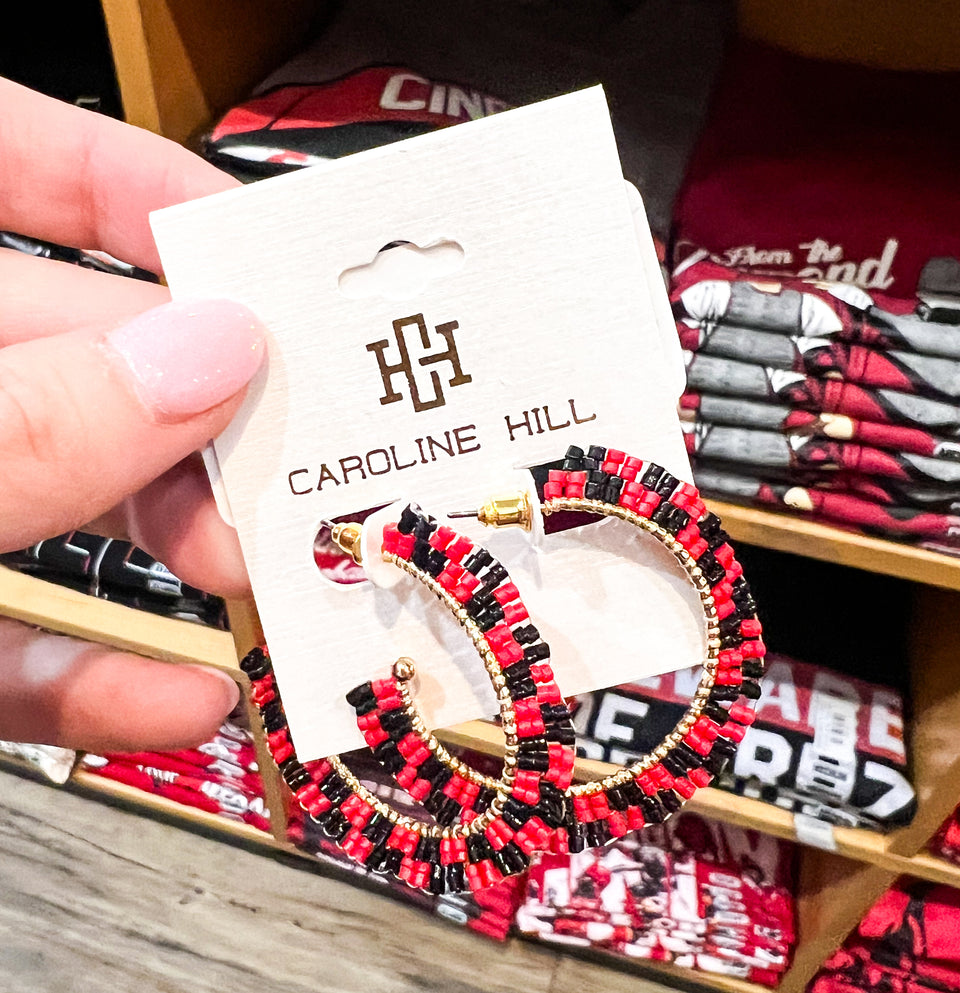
0,79,266,751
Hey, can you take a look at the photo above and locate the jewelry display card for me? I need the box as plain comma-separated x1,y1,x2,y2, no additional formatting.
152,87,696,760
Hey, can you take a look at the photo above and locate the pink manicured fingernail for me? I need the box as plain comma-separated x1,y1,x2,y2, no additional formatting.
105,299,266,419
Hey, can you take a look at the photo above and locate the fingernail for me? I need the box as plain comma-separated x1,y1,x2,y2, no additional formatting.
105,299,266,419
183,664,242,712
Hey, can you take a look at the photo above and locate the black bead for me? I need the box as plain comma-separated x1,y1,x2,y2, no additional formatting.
513,623,540,645
661,751,688,778
712,736,737,759
638,794,666,824
658,789,682,815
366,843,391,873
239,647,270,680
621,780,646,806
372,741,405,774
517,748,550,772
740,679,763,700
719,615,744,643
384,847,404,876
709,685,741,702
581,457,599,471
674,743,703,770
565,445,585,460
476,604,505,632
426,550,447,577
397,505,420,534
318,809,350,840
411,538,432,571
413,516,436,540
524,643,551,663
320,775,351,805
428,861,447,895
606,786,629,811
378,710,413,736
742,659,765,679
493,841,529,876
502,798,529,831
703,701,730,725
703,750,730,776
697,551,726,585
601,479,624,504
641,464,665,489
284,763,312,791
466,833,494,864
362,813,392,846
706,527,731,551
699,512,722,537
507,675,537,699
465,589,494,617
562,457,583,471
261,699,285,734
587,445,607,462
420,756,450,788
567,824,586,853
415,835,441,864
473,787,495,814
545,724,576,745
504,661,533,688
345,681,375,710
584,481,601,500
463,549,493,575
445,863,466,893
481,564,508,588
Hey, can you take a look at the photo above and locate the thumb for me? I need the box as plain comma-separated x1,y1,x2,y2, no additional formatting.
0,299,265,552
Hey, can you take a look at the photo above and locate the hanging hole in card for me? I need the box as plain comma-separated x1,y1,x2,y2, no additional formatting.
313,503,391,586
338,239,466,300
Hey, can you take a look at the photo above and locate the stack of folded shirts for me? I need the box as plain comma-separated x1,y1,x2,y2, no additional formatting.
673,257,960,549
288,747,526,941
930,804,960,866
811,879,960,993
80,718,271,833
0,531,227,627
574,654,916,830
514,811,796,986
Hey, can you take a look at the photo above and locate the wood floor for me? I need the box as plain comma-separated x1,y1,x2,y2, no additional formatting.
0,766,695,993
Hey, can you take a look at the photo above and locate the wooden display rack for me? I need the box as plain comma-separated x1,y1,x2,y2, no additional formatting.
3,3,955,991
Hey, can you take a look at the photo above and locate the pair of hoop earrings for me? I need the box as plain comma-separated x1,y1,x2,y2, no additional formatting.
241,444,764,894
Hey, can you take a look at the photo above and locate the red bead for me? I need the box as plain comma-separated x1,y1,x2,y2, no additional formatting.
719,721,746,742
627,806,646,831
716,598,736,620
396,533,416,559
741,639,766,658
493,582,520,605
673,777,697,799
714,543,735,568
408,778,431,802
543,482,562,500
503,601,529,626
741,618,762,638
688,767,713,788
607,810,629,837
445,537,474,563
601,460,621,475
441,836,467,863
728,703,757,726
430,525,456,550
607,449,626,464
381,524,401,554
564,483,585,499
494,641,524,666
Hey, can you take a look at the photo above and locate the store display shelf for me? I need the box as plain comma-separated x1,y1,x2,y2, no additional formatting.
0,564,239,673
69,766,282,847
707,500,960,592
440,719,956,886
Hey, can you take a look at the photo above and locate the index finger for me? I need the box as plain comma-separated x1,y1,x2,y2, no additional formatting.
0,78,238,272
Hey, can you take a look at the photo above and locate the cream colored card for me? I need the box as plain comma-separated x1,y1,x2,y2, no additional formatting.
151,86,698,760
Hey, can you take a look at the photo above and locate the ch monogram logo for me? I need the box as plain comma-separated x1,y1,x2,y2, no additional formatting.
366,313,472,412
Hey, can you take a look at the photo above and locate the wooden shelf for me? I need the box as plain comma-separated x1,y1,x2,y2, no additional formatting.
0,564,239,673
440,719,959,890
707,500,960,592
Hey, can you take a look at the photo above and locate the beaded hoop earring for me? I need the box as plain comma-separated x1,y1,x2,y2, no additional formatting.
343,445,763,853
241,505,576,893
